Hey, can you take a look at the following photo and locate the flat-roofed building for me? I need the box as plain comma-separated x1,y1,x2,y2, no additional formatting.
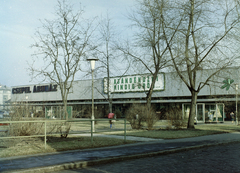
10,67,240,122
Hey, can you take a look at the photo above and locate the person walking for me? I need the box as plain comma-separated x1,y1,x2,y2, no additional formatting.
108,113,114,128
112,114,116,128
230,112,235,123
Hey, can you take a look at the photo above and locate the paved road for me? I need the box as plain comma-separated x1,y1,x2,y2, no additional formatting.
55,142,240,173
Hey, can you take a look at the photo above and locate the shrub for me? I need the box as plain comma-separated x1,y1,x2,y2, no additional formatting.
166,107,187,129
56,122,71,138
8,104,71,138
114,108,123,118
146,106,159,130
9,105,44,136
126,104,158,130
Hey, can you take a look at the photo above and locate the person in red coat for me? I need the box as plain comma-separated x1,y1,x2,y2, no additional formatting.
108,113,114,128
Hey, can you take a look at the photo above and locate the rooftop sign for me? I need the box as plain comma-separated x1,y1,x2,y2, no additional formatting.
104,73,165,93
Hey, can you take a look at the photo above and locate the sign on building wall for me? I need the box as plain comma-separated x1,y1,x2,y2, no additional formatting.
12,84,57,94
104,73,165,93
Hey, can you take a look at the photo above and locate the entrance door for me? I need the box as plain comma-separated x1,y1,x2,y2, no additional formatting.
182,104,191,119
205,104,215,122
196,104,204,123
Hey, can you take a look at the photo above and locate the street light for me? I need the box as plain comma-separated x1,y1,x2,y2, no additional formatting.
236,84,238,125
26,96,28,117
87,58,98,132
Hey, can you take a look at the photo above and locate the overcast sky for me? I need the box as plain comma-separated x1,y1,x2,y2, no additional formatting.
0,0,135,87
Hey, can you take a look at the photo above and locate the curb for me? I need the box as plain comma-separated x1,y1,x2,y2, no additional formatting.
5,140,240,173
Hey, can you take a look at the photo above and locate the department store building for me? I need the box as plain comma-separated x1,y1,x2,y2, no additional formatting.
11,67,240,123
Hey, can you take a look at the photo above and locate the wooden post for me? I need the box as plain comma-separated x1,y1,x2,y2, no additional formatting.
124,119,126,143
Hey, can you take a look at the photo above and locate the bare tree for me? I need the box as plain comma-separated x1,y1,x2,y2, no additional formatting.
161,0,240,128
29,0,96,120
95,14,130,114
95,14,115,113
117,0,174,111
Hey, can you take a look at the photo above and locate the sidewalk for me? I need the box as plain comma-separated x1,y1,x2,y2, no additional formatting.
1,132,240,173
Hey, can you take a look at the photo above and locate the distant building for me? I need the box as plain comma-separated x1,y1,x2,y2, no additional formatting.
0,84,11,111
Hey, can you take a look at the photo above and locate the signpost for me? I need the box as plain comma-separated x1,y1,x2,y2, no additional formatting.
221,78,238,124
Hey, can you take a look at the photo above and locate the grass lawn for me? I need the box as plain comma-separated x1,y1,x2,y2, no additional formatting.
101,123,240,139
1,119,240,158
0,135,135,158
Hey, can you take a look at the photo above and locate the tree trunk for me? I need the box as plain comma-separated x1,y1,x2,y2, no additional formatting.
63,99,68,120
146,73,158,111
109,99,112,113
187,90,198,129
146,94,152,112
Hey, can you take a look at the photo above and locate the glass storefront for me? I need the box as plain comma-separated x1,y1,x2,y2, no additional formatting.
182,103,224,123
45,106,72,119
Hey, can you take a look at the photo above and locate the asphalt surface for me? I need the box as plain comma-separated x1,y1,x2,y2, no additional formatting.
1,132,240,173
57,142,240,173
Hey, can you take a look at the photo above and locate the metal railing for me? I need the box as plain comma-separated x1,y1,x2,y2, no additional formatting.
0,118,127,149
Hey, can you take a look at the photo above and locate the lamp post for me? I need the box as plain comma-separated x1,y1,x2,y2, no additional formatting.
87,58,98,132
236,85,238,125
26,96,28,117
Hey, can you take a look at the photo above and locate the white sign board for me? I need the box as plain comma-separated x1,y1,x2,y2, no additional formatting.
104,73,165,93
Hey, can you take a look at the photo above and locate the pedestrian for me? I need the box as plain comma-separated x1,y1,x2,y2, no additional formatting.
109,119,113,128
208,112,213,122
108,113,114,128
112,114,116,128
230,112,235,123
136,114,138,120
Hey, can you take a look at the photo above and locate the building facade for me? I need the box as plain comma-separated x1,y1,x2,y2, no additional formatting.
0,84,11,112
10,67,240,122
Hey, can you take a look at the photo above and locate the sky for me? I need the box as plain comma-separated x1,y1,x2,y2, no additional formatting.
0,0,136,87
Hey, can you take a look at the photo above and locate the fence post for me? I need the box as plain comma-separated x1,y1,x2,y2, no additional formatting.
44,121,47,149
91,119,93,144
124,119,126,143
